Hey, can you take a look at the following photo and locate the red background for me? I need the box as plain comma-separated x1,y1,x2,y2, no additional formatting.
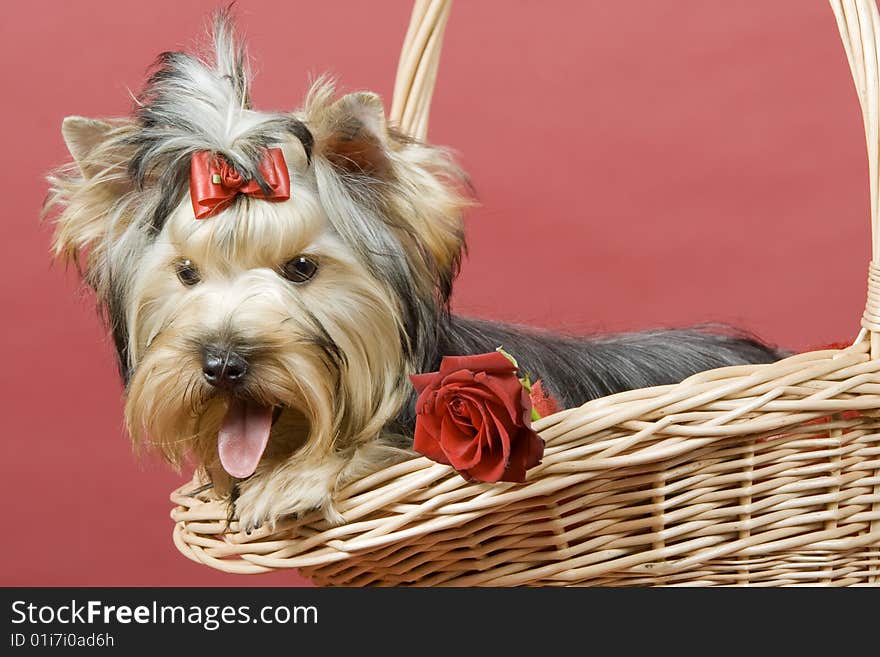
0,1,869,586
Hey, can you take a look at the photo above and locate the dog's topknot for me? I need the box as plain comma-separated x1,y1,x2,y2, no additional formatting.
127,9,313,233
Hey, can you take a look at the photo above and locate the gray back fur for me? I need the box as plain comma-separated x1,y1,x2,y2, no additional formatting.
392,316,785,432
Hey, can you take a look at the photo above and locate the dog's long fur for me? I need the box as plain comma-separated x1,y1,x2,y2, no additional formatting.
45,12,782,529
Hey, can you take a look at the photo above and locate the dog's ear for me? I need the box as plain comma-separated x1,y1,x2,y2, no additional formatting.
308,86,471,302
62,116,115,178
49,116,136,269
316,92,391,176
49,116,140,381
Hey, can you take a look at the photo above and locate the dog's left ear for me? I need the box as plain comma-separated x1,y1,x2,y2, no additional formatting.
309,86,470,301
317,92,392,176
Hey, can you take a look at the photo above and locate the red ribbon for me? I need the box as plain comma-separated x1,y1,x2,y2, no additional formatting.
189,148,290,219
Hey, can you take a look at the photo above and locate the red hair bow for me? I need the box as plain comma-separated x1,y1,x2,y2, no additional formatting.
189,148,291,219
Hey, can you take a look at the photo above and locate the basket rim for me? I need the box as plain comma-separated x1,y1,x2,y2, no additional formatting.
170,341,880,577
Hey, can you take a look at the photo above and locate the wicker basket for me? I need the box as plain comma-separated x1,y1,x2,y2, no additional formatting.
169,0,880,586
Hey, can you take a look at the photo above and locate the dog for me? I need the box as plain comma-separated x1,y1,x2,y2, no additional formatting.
46,12,782,531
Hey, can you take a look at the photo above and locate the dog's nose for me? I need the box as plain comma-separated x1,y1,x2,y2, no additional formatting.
202,347,249,389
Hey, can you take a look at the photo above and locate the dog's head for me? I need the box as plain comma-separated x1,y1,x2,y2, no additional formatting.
46,13,469,492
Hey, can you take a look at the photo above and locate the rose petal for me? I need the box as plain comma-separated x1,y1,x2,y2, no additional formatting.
437,352,518,378
526,433,545,469
414,391,442,433
477,403,513,476
440,410,483,470
501,427,544,483
464,440,509,483
448,398,477,434
452,404,511,484
410,372,441,394
442,389,503,416
475,370,530,424
449,396,467,418
412,388,449,465
413,417,450,465
483,399,515,449
437,387,498,415
439,380,511,404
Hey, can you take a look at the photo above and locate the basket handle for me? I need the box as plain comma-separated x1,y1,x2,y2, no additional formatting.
831,0,880,356
389,0,452,140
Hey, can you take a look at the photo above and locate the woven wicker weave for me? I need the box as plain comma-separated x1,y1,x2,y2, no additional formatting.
169,0,880,586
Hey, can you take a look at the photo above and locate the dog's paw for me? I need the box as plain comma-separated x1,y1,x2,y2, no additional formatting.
234,460,344,532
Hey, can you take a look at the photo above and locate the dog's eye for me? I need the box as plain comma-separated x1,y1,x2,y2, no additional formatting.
175,259,201,287
281,256,318,283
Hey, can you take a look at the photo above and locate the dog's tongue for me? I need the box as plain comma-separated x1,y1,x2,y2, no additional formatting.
218,400,273,479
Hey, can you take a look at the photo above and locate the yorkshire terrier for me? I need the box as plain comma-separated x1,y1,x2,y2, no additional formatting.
46,13,782,531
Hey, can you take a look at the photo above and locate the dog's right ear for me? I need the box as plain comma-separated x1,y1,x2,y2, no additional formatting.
50,116,140,381
49,116,136,270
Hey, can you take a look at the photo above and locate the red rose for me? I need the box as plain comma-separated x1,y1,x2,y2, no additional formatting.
409,352,545,483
